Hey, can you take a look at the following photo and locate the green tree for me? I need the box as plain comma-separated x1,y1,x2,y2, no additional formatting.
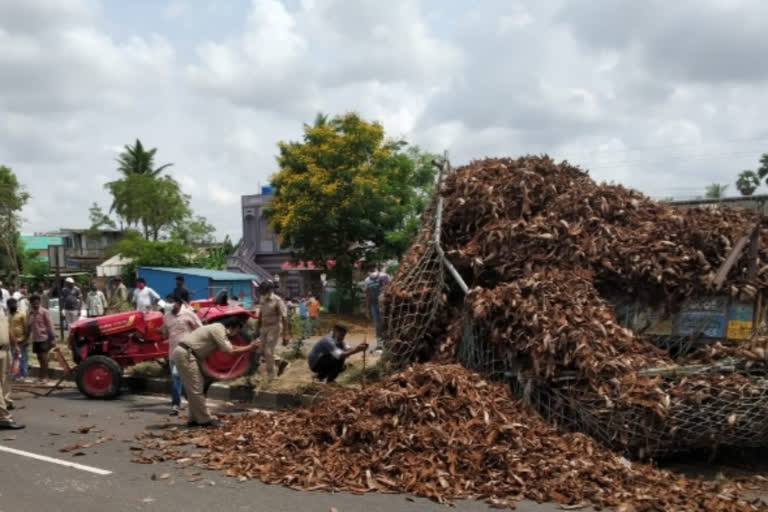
266,112,438,311
116,139,173,177
87,202,118,234
704,183,728,199
0,166,30,285
20,244,49,286
736,170,760,196
170,216,216,246
114,236,192,286
106,174,190,241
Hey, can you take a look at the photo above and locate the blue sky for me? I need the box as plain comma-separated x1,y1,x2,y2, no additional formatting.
4,0,768,241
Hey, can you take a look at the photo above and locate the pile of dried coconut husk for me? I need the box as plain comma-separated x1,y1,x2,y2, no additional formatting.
385,156,768,375
134,365,764,511
379,155,768,456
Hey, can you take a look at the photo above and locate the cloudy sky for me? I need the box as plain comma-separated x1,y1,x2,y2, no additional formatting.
5,0,768,240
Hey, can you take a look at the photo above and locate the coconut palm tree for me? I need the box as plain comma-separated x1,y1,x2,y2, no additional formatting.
704,183,729,199
116,139,173,177
736,170,760,196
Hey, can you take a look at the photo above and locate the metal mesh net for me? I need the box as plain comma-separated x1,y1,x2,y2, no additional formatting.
379,211,449,369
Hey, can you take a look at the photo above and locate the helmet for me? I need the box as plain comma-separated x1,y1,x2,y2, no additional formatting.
258,280,275,294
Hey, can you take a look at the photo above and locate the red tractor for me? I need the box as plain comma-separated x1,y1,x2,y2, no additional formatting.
68,299,257,399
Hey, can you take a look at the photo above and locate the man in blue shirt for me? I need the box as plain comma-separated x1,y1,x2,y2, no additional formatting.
307,324,367,382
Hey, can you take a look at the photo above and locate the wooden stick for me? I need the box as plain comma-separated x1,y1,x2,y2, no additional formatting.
362,334,367,389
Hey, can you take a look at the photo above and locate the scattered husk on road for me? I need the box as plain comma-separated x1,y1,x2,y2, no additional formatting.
135,365,764,511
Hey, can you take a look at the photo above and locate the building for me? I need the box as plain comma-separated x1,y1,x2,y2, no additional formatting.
137,266,264,308
20,234,63,262
227,187,321,298
56,228,124,271
666,194,768,213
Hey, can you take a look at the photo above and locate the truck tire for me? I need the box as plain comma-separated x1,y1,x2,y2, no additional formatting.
76,355,123,399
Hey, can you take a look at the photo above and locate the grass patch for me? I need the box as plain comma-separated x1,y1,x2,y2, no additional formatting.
126,361,167,378
337,358,386,386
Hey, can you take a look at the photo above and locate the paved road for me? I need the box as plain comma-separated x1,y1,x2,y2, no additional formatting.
0,388,578,512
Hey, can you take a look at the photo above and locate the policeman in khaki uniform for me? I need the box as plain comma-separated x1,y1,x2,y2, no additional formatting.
0,308,24,430
255,281,290,378
171,317,259,427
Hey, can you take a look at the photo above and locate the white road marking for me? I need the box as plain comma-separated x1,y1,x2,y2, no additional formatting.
0,445,112,475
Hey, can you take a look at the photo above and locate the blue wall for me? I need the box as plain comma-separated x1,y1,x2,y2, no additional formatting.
137,268,255,307
210,280,255,308
137,268,209,302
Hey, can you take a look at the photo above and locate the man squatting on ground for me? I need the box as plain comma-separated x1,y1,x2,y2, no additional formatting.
171,318,259,428
307,324,368,383
0,306,24,429
160,294,202,416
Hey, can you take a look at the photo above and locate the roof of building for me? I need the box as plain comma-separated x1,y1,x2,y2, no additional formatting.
57,228,123,234
20,235,63,250
667,194,768,207
98,254,133,267
139,266,263,281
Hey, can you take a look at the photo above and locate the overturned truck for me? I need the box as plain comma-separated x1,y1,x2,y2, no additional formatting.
380,155,768,458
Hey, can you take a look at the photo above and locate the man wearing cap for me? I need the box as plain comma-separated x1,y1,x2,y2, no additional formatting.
108,276,131,313
307,324,368,383
61,277,82,330
0,306,24,429
171,318,260,427
173,275,191,304
255,281,290,378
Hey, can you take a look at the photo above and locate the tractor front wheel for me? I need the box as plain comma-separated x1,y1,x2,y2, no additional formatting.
76,356,123,399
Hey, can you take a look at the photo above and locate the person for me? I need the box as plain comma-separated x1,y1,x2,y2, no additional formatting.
306,293,320,335
61,277,82,330
86,282,108,318
12,286,30,315
0,307,23,429
160,294,202,416
173,275,191,304
255,281,290,378
364,265,390,343
37,283,50,309
24,294,55,382
0,281,10,313
7,298,28,380
132,278,161,313
108,276,131,313
171,318,260,427
297,297,310,340
307,324,368,383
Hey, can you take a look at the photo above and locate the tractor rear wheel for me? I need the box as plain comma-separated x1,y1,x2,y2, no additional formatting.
76,356,123,399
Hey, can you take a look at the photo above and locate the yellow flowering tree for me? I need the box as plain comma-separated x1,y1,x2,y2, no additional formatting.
267,113,436,309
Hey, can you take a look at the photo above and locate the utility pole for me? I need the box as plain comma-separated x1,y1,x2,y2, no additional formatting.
48,244,66,340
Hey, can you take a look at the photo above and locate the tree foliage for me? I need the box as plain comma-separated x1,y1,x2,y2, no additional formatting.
704,183,728,199
170,216,216,246
87,202,117,234
736,170,760,197
106,174,190,241
0,166,30,285
114,235,192,286
117,139,173,177
265,112,438,304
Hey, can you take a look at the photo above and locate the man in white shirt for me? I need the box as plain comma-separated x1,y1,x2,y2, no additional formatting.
0,281,10,313
132,278,161,313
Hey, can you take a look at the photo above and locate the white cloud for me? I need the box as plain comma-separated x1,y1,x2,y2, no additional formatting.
9,0,768,242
